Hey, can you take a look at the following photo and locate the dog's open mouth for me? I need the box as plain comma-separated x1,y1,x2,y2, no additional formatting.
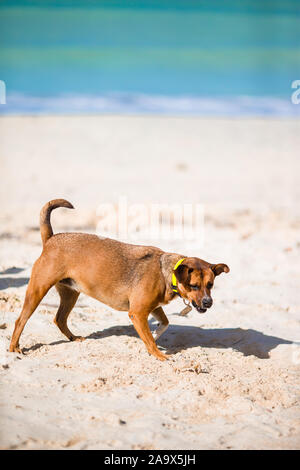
192,301,207,314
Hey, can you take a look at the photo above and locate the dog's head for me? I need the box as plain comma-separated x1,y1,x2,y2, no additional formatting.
173,257,229,313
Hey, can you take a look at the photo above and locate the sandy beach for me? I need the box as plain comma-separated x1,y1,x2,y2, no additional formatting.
0,115,299,449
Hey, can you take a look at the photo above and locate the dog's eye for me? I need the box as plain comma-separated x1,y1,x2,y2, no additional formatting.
207,282,213,289
190,285,199,290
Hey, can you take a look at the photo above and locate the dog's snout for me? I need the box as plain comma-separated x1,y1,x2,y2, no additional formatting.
202,297,212,308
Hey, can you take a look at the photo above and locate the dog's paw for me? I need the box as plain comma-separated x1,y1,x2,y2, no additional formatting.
70,335,86,342
9,345,23,354
149,349,169,361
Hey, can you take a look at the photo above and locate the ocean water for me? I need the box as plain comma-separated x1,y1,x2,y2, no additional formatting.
0,0,300,116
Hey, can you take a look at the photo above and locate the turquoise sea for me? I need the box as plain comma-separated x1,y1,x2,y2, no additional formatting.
0,0,300,115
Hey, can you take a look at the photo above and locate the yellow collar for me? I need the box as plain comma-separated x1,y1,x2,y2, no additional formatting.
171,258,185,296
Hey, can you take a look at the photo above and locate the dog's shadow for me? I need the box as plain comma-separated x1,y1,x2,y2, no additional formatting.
0,277,29,290
22,317,293,359
86,320,292,359
0,267,29,290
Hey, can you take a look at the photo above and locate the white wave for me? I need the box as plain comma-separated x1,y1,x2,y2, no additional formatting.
1,92,300,116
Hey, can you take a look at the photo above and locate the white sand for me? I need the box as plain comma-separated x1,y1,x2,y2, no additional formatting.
0,115,299,449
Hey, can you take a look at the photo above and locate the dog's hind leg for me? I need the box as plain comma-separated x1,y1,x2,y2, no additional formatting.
151,307,169,341
9,259,58,353
54,283,84,342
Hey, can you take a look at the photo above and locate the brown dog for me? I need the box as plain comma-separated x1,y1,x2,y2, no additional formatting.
9,199,229,361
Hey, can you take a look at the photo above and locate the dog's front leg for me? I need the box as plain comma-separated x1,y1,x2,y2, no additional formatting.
151,307,169,341
129,310,168,361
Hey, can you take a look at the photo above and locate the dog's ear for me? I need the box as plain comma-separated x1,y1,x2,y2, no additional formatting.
210,263,230,276
174,264,193,284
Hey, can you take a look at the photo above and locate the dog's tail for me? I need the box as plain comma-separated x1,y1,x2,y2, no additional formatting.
40,199,74,246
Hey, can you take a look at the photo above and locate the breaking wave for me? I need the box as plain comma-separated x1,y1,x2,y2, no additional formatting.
1,93,299,117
